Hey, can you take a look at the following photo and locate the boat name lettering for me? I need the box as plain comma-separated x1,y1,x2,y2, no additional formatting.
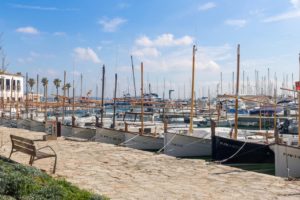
219,141,239,149
283,152,300,159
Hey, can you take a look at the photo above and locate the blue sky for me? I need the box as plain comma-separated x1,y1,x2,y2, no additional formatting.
0,0,300,98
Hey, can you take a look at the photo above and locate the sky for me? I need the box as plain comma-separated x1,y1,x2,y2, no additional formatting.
0,0,300,98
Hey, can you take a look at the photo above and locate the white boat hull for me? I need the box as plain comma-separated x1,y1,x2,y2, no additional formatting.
124,132,163,150
271,144,300,178
164,132,211,157
61,125,95,140
95,127,125,145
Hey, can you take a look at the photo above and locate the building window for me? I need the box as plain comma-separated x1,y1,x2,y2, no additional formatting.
17,80,21,91
6,79,10,91
0,78,4,91
12,80,16,91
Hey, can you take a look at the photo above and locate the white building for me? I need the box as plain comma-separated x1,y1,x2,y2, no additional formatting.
0,72,24,102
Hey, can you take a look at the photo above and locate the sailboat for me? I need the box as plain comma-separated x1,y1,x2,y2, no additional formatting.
95,69,127,145
211,44,274,163
163,45,212,157
122,62,164,151
269,55,300,177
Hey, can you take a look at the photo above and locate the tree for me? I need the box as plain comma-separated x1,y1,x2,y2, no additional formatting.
53,78,61,102
41,77,48,121
62,83,71,99
41,78,48,97
27,78,35,101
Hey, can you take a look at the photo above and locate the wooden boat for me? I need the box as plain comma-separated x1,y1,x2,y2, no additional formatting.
124,131,163,151
163,45,212,157
95,127,125,145
61,125,96,140
270,142,300,178
164,130,211,157
212,134,274,163
212,45,275,164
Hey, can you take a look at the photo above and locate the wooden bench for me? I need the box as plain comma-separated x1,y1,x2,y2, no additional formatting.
9,135,57,173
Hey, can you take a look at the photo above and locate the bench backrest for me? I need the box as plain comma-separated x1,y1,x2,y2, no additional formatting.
10,135,36,156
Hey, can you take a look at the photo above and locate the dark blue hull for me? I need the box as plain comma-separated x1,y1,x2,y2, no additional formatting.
212,135,274,163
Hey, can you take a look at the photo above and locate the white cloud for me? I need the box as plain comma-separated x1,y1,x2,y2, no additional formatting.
200,44,233,62
73,47,101,63
16,26,39,34
263,10,300,22
135,34,193,47
132,47,160,57
198,54,220,72
17,51,55,64
10,4,78,11
53,32,66,36
17,57,33,64
198,2,216,11
291,0,300,8
224,19,247,28
263,0,300,22
98,17,127,32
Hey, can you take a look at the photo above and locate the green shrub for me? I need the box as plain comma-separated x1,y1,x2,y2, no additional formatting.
0,156,108,200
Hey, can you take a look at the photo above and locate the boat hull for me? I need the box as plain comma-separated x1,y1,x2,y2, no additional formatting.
212,135,274,163
61,125,96,140
271,144,300,178
95,127,125,145
164,132,211,157
124,132,163,151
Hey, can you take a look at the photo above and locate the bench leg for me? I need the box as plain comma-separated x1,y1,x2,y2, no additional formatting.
9,150,13,159
52,156,57,174
29,156,34,165
8,147,14,159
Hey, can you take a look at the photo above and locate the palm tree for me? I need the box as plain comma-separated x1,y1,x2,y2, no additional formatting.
64,83,71,99
53,78,61,102
27,78,35,101
41,77,48,121
41,78,48,97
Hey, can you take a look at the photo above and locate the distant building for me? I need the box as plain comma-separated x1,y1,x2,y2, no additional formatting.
0,71,24,102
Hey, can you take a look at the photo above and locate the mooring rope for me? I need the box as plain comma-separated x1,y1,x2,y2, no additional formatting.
214,141,247,164
156,132,177,154
118,133,140,146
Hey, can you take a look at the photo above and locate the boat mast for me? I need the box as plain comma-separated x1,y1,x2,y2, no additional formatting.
131,55,137,98
36,74,39,116
80,73,83,98
140,62,144,135
112,73,117,129
220,72,223,94
72,78,75,126
62,71,66,123
45,80,48,122
101,65,105,127
298,53,300,146
189,45,196,134
233,44,240,140
26,72,28,118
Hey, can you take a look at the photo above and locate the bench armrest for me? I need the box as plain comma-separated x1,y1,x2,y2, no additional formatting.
37,146,56,155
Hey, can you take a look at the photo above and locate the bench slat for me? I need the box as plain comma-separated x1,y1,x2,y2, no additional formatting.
10,135,34,144
13,140,35,151
13,145,35,156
